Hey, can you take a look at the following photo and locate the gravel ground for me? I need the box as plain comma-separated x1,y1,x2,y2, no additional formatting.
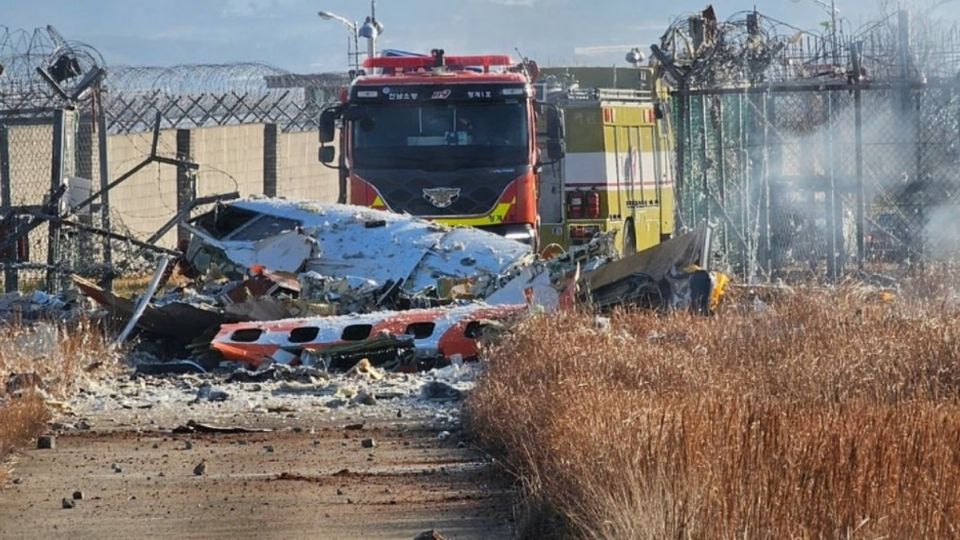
0,361,516,539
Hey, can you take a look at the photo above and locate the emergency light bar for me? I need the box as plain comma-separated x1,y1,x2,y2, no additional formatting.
363,55,514,71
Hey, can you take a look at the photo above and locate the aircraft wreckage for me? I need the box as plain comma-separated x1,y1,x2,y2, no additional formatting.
74,198,726,371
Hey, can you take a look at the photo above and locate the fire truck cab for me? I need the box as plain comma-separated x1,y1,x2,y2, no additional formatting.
320,50,565,246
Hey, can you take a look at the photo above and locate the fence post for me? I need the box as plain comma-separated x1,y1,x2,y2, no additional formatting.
0,125,16,292
716,96,729,263
675,86,688,230
854,85,865,270
686,91,696,226
914,91,925,268
761,92,772,278
263,123,277,197
699,95,711,224
47,109,66,292
95,88,113,291
176,129,194,246
738,92,750,280
826,90,840,281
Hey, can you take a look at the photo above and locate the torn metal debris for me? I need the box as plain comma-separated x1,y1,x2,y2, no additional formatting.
64,196,727,373
74,276,234,344
182,199,534,308
585,224,728,314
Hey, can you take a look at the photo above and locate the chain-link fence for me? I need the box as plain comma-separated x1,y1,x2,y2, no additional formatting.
660,6,960,282
0,25,135,293
105,65,348,134
0,107,121,292
675,81,960,281
1,120,54,289
2,26,348,294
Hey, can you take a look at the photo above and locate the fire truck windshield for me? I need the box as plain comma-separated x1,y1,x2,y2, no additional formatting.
351,101,528,170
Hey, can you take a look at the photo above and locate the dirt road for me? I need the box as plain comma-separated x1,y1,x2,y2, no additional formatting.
0,367,516,539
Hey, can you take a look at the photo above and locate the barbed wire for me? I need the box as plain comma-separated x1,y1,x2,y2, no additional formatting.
0,25,105,111
655,4,960,89
108,63,292,95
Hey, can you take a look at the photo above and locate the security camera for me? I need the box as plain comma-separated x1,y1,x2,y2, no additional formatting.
625,47,645,66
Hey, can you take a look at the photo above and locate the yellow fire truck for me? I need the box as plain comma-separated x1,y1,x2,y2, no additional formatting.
535,66,675,255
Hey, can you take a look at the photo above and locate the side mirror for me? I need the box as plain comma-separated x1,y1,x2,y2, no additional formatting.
546,106,564,140
547,139,565,161
319,108,339,143
318,145,335,164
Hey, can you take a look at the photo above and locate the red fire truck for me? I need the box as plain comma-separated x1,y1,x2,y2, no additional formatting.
319,50,564,246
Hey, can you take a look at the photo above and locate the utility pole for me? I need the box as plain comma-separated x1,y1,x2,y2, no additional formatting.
359,1,385,61
831,0,839,64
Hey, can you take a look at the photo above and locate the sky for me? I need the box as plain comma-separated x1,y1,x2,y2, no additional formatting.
3,0,960,73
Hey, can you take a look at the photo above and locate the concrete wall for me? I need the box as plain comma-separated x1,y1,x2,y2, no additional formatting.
107,130,180,247
277,130,340,202
192,124,265,199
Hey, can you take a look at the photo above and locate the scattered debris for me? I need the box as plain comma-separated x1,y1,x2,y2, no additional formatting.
37,435,55,450
172,420,271,434
134,360,207,376
73,276,233,345
6,373,43,395
349,358,384,380
586,224,727,314
226,364,326,384
193,384,229,403
61,497,75,509
114,255,175,346
421,382,463,402
352,389,377,406
0,290,84,322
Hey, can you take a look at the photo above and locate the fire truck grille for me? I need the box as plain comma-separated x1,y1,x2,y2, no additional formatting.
357,168,522,217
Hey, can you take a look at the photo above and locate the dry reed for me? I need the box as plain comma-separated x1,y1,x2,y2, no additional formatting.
0,320,121,484
467,286,960,538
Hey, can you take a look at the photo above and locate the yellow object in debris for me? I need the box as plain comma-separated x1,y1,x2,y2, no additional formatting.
678,263,729,312
710,272,730,311
349,358,384,381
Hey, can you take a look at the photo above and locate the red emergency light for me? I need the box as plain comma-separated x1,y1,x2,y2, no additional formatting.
363,54,514,72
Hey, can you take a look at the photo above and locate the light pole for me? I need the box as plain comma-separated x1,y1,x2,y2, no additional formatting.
318,10,360,71
318,2,384,71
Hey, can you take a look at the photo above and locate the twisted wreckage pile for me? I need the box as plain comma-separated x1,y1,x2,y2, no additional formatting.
65,198,724,372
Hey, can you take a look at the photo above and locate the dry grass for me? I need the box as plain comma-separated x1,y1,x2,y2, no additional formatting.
0,320,122,484
0,394,49,483
467,282,960,538
0,319,120,398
